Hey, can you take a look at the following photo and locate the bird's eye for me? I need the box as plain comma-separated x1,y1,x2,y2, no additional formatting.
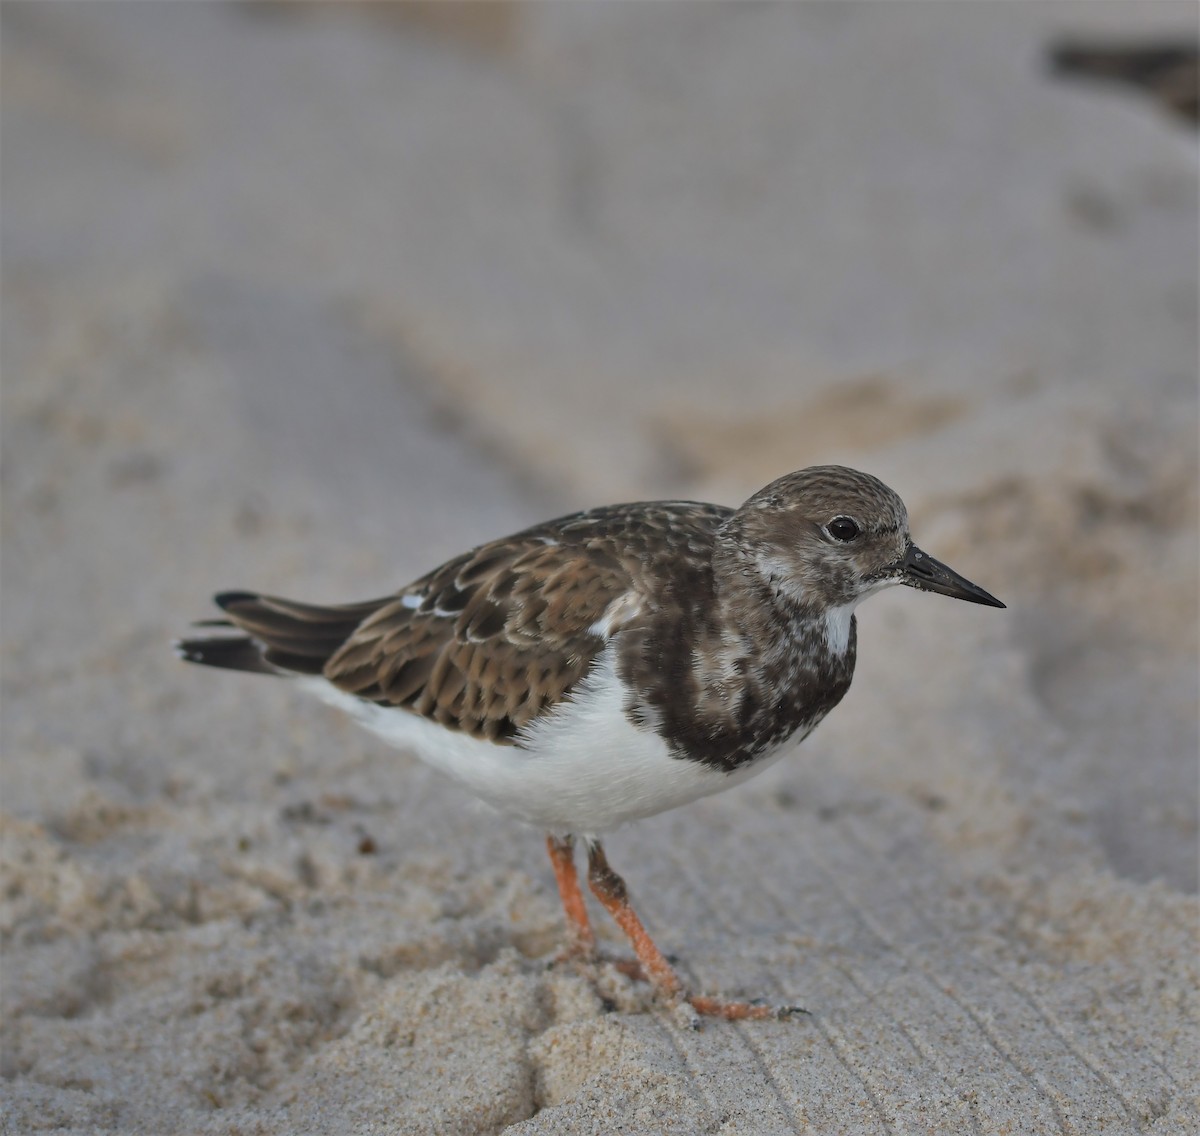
826,516,860,542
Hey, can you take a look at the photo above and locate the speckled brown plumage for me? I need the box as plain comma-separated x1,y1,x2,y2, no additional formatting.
181,467,1000,771
205,499,737,746
178,465,1004,1021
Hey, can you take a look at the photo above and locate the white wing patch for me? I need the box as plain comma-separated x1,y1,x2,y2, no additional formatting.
587,592,643,639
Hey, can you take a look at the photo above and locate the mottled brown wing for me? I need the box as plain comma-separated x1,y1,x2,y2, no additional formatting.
323,536,636,742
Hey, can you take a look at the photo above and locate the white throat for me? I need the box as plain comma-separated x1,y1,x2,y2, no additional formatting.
822,602,857,656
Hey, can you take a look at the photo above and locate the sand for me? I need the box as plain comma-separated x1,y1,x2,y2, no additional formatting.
2,3,1197,1133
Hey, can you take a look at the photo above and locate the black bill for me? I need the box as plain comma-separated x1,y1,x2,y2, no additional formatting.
898,544,1006,608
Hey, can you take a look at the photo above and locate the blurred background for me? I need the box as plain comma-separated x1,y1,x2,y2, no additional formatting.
2,3,1197,1133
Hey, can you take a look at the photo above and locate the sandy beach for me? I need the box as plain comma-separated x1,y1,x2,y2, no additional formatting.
2,3,1197,1132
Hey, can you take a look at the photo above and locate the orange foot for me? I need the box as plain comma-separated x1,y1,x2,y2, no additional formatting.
583,841,808,1026
686,994,809,1022
546,836,808,1024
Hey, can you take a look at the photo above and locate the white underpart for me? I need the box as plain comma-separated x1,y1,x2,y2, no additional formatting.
298,646,790,837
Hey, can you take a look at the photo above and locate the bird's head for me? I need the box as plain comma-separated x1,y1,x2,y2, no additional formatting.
726,465,1005,613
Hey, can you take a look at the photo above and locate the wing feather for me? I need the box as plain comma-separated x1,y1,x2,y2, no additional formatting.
322,535,638,741
189,500,734,743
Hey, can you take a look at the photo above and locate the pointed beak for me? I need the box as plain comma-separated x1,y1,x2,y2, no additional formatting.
898,544,1006,608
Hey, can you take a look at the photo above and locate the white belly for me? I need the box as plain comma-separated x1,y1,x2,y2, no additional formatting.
299,648,795,837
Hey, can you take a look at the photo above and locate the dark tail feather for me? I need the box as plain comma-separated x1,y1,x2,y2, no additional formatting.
174,633,280,675
176,591,390,677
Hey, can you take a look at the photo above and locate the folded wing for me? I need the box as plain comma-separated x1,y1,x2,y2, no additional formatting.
186,534,637,743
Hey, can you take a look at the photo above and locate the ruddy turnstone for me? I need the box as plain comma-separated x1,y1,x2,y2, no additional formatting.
177,465,1004,1020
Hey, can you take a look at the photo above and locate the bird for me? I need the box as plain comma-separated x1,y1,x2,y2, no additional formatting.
176,465,1004,1021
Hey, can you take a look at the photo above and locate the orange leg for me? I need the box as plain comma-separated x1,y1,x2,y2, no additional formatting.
586,841,793,1022
546,835,595,958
